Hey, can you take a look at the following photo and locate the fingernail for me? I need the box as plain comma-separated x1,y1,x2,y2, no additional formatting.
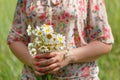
35,62,39,66
45,72,48,74
35,55,40,59
38,68,42,72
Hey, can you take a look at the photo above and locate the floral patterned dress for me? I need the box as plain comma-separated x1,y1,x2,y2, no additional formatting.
7,0,114,80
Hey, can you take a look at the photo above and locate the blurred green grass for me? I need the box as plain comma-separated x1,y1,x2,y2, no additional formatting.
0,0,120,80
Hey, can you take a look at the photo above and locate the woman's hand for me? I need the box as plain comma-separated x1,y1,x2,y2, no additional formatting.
34,51,71,74
27,56,45,76
29,52,56,76
25,52,54,76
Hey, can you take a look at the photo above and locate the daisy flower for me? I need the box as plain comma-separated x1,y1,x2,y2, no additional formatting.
29,48,37,57
34,37,41,47
38,46,49,53
44,33,56,44
42,24,54,34
32,26,43,36
56,34,65,43
28,43,34,50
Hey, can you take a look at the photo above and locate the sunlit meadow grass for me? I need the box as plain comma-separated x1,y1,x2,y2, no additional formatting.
0,0,120,80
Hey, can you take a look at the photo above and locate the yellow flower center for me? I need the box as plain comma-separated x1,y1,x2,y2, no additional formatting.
58,37,63,42
46,29,50,33
41,46,46,49
60,43,64,46
55,43,58,47
38,31,42,35
46,34,52,39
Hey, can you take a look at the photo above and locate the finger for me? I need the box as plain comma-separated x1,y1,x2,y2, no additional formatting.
31,64,39,71
35,58,46,62
34,71,45,76
48,67,60,74
34,52,56,59
35,57,58,67
38,62,60,73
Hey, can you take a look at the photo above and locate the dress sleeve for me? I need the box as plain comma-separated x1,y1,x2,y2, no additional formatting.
85,0,114,44
7,0,29,45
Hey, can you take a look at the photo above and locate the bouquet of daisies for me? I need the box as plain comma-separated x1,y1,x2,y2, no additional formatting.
27,24,66,80
27,24,66,56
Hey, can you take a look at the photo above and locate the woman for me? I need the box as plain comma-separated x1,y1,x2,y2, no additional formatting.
7,0,114,80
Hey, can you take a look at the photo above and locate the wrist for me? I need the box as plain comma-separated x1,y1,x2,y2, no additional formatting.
23,53,34,67
63,49,73,64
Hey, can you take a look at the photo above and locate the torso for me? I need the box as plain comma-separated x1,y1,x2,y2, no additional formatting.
21,0,99,80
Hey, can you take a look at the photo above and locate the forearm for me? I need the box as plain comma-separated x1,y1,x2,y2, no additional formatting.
68,41,112,63
9,41,33,66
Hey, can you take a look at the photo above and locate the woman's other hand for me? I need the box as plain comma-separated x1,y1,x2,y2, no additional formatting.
34,51,71,74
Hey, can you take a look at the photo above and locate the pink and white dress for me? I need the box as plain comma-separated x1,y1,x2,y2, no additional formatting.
7,0,114,80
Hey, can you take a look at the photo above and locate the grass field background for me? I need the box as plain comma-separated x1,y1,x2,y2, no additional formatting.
0,0,120,80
